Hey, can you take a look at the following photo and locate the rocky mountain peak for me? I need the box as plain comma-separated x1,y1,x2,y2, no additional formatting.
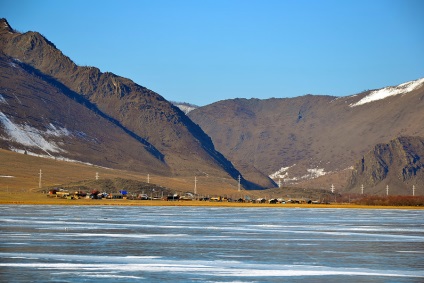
0,18,263,190
0,18,13,33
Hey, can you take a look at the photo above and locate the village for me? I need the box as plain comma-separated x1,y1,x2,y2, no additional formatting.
47,188,318,204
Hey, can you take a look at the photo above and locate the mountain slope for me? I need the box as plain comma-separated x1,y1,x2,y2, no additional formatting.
0,18,261,189
189,79,424,191
347,136,424,195
0,52,168,174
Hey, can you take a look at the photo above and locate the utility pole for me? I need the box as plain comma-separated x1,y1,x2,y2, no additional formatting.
278,178,281,188
147,174,150,184
413,185,415,197
386,185,389,196
331,184,335,194
95,172,99,180
38,169,42,189
238,175,241,192
361,184,364,195
194,176,197,195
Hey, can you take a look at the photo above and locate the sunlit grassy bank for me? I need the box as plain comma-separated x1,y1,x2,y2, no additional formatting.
1,192,423,209
1,150,423,209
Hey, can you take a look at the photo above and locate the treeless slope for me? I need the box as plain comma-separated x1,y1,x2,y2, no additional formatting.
0,149,255,198
347,136,424,196
189,80,424,191
0,53,168,174
0,18,263,189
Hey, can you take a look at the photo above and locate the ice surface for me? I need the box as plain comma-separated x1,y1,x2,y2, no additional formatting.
1,206,423,282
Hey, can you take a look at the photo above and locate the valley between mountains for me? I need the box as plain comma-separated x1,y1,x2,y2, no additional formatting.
1,18,423,196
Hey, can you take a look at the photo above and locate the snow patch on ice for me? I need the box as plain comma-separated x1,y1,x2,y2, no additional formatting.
0,112,68,153
350,78,424,107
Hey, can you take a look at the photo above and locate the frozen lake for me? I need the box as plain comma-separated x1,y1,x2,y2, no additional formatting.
1,205,423,282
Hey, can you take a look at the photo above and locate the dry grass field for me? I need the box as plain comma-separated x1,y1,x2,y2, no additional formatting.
1,150,423,209
0,149,257,198
1,191,422,210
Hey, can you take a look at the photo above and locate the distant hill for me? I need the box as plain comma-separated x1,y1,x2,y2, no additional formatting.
0,18,267,190
189,78,424,194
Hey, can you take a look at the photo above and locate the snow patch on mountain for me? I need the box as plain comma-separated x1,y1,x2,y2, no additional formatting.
306,168,326,178
8,62,17,68
172,102,199,114
269,165,295,179
46,123,70,137
0,112,70,153
270,166,327,184
10,147,98,166
0,94,7,104
350,78,424,107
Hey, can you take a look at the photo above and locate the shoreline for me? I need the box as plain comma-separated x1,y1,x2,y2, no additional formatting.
1,196,423,210
1,192,423,209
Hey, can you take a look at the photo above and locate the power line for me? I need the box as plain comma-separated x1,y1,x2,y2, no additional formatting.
194,176,197,195
38,169,42,189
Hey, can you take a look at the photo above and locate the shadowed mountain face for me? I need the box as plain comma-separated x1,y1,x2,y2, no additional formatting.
0,18,267,189
0,52,168,174
189,79,424,193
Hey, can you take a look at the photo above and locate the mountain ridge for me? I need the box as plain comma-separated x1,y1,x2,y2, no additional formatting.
0,18,266,189
0,53,168,174
189,78,424,194
2,18,423,193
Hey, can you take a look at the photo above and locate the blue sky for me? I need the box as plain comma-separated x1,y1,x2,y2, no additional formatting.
2,0,423,106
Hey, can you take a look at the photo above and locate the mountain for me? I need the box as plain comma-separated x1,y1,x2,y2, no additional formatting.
0,52,168,174
189,78,424,193
0,18,264,189
347,136,424,195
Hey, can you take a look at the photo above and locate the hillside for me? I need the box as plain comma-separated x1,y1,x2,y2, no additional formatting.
0,53,168,174
347,136,424,195
0,18,266,190
189,79,424,193
0,149,254,198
